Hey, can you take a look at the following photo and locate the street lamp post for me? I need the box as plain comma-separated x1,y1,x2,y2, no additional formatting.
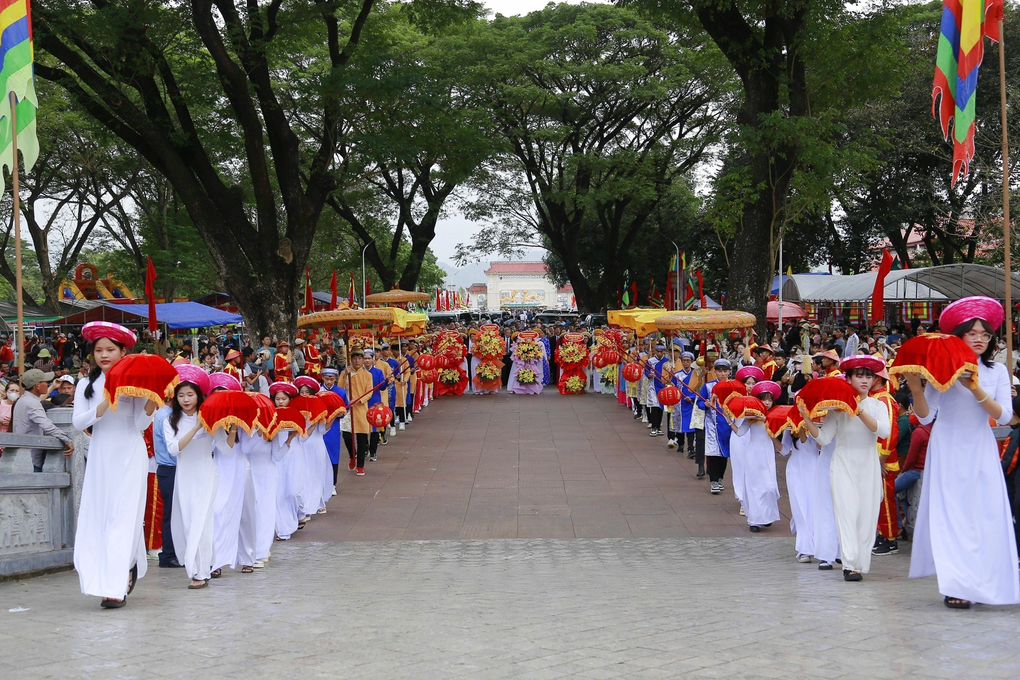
361,239,374,308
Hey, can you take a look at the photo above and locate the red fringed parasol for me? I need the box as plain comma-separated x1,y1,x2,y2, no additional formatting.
289,394,328,425
765,405,805,439
268,406,306,438
889,333,979,392
198,390,259,435
104,353,179,411
795,377,859,419
316,390,348,423
711,380,747,408
724,395,767,421
250,393,277,435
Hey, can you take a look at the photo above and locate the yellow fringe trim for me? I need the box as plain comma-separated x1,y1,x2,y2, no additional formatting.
888,361,977,392
105,385,167,411
269,419,305,438
796,396,858,420
198,413,254,436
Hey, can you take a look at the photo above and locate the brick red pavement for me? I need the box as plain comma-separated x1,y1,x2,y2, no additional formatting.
293,391,794,542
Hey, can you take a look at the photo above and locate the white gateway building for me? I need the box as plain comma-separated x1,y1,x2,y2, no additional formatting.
480,261,573,311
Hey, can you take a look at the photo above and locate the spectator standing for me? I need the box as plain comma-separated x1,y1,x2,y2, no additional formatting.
12,369,74,472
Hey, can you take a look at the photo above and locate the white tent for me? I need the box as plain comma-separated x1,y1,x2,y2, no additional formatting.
783,264,1020,303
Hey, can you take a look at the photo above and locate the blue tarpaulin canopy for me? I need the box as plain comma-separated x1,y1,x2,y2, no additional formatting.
50,302,243,330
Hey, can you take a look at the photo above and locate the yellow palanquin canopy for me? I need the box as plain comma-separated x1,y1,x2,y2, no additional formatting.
655,309,756,332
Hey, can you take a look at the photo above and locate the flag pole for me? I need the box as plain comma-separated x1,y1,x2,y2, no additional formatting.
11,92,24,378
999,19,1013,376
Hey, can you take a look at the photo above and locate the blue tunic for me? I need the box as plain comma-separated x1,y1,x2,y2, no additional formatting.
699,380,731,457
323,385,348,465
385,358,399,409
672,369,696,433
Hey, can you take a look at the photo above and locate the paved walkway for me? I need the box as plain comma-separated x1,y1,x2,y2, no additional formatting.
298,392,793,541
4,392,1020,679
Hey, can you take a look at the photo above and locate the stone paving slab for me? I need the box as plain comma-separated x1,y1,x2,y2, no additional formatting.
298,392,793,542
3,538,1019,679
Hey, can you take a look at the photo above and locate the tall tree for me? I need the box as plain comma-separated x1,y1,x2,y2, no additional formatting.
457,3,732,312
34,0,473,338
326,7,493,291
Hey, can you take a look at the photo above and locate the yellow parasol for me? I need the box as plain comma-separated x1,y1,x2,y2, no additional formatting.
654,309,756,333
607,309,666,338
364,289,432,306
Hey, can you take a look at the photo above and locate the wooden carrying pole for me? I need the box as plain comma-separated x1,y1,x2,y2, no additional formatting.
1000,20,1012,375
11,92,24,377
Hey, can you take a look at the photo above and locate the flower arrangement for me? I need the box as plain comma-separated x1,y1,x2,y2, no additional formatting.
435,335,466,357
601,364,618,386
475,361,500,381
563,375,586,394
557,342,588,366
439,368,462,385
517,367,538,385
472,332,506,359
513,339,543,363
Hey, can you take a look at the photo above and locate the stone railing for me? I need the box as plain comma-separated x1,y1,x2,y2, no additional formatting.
0,408,87,579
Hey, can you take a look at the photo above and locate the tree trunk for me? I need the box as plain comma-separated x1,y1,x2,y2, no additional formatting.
223,260,301,343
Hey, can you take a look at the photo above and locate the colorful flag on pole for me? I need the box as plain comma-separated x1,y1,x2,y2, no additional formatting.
329,270,337,310
932,0,1003,185
0,0,39,185
145,256,158,334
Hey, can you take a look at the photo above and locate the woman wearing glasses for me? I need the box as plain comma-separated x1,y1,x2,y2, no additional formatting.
903,297,1020,609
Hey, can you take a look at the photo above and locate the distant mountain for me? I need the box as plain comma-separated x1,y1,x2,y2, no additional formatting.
438,260,489,289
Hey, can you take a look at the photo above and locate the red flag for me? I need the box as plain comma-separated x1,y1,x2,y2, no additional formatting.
364,276,371,300
302,266,314,313
435,288,441,310
629,282,637,309
329,270,338,310
144,256,158,334
466,293,471,308
348,273,356,306
871,250,893,325
696,270,706,309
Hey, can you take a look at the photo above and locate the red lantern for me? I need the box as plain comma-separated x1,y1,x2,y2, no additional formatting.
658,386,682,407
417,354,436,371
419,368,438,384
434,354,448,369
622,362,642,382
593,353,610,369
366,403,393,428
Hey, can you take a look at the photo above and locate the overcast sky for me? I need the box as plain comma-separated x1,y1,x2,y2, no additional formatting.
431,0,594,265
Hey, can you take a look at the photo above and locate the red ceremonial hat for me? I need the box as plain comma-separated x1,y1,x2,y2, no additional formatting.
209,372,243,392
735,365,765,383
225,349,242,361
82,321,137,349
294,376,321,392
176,364,211,397
750,380,781,400
939,296,1004,334
839,355,885,375
269,381,298,398
814,349,841,363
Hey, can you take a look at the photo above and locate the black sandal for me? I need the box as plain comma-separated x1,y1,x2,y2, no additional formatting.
944,596,971,609
241,565,254,573
127,565,138,595
210,568,222,578
100,597,126,609
188,579,209,590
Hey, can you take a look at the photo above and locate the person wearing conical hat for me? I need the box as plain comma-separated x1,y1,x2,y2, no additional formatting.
223,349,243,381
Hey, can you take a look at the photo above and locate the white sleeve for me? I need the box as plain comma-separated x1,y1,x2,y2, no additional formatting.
917,382,940,426
164,418,182,457
993,364,1013,426
72,380,102,430
132,397,155,431
813,412,839,448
